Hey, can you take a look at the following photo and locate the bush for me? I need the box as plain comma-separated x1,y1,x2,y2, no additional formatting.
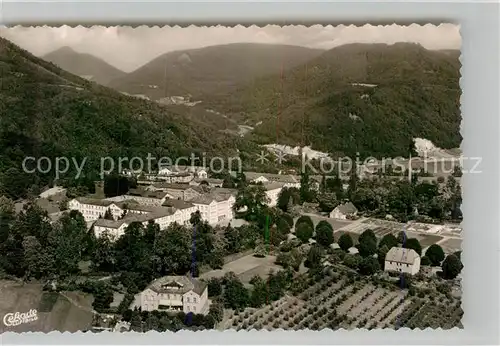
425,244,445,266
420,256,431,266
315,223,334,247
343,254,362,269
295,215,314,229
441,254,463,279
337,233,354,251
295,222,314,243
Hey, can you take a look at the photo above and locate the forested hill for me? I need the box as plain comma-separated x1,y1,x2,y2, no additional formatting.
107,43,325,100
0,37,236,199
43,46,126,85
207,43,462,158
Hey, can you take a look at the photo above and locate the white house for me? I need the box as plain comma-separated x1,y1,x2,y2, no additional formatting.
139,276,210,315
189,193,235,225
329,202,358,220
384,247,421,275
162,199,198,224
263,182,284,207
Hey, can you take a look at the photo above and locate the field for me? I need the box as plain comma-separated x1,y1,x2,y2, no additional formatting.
199,254,281,284
222,267,462,330
0,281,94,333
438,238,463,254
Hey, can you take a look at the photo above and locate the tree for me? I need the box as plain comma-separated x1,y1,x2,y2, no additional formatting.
378,233,398,250
103,174,131,198
420,256,431,266
208,300,224,323
343,254,361,269
277,187,300,212
306,244,324,269
358,229,377,246
276,217,291,235
315,221,334,247
338,233,353,252
103,208,114,220
425,244,445,266
51,212,88,276
403,238,422,256
22,236,55,279
377,245,390,269
223,273,249,310
92,283,114,312
357,237,377,258
289,248,304,271
92,231,116,272
316,193,338,213
153,224,191,276
206,278,223,297
295,215,314,230
114,222,150,273
441,254,463,279
281,213,294,228
300,163,314,203
295,222,313,243
358,256,380,275
233,184,269,221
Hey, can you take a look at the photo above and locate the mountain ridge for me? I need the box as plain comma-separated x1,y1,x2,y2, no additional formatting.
107,43,325,100
43,46,126,85
0,37,237,199
206,42,462,158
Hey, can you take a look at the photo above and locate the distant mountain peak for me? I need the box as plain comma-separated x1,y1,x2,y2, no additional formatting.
43,47,125,85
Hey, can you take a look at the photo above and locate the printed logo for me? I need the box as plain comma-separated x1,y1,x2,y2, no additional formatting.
2,309,38,327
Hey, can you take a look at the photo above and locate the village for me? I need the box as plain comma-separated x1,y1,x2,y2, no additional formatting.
5,158,463,333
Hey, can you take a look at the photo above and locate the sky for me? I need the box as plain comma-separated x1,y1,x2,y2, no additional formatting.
0,24,461,72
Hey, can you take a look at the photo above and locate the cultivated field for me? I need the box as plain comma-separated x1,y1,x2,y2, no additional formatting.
0,281,94,333
222,267,462,331
199,254,281,284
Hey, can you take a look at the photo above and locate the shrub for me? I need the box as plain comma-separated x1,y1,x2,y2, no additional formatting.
296,215,314,229
337,233,354,251
425,244,445,266
296,222,314,243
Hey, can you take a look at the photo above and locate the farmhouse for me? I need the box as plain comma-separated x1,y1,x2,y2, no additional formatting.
384,247,421,275
139,276,210,314
329,202,358,220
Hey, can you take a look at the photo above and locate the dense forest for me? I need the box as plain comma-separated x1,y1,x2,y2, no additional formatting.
0,37,238,200
208,43,462,158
